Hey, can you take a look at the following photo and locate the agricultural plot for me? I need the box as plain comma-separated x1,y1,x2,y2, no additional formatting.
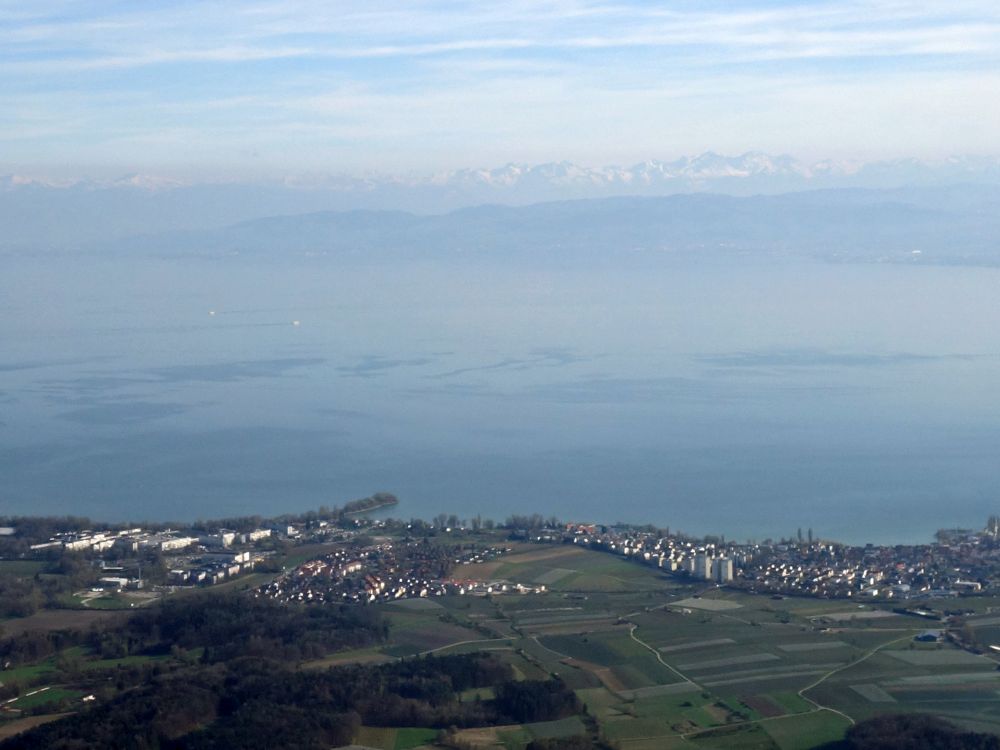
8,687,81,711
379,610,484,656
541,630,682,689
803,635,1000,734
688,723,779,749
672,597,743,612
885,649,988,666
0,608,123,637
632,690,747,730
524,716,586,740
618,737,691,750
631,609,878,706
385,598,444,611
602,717,676,742
678,653,781,671
766,692,814,714
302,646,394,668
393,727,439,749
512,610,621,634
777,641,850,653
459,686,496,702
435,595,502,616
819,610,897,620
474,619,520,638
761,711,853,750
850,684,896,702
0,713,72,742
0,560,46,577
387,559,999,747
0,661,57,686
486,544,674,595
617,682,700,700
660,638,736,653
700,667,840,689
329,555,1000,748
495,649,549,681
353,725,440,750
576,686,627,718
533,568,576,585
511,637,603,689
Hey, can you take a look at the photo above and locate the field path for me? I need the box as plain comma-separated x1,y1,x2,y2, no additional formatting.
627,625,701,689
627,622,918,741
795,631,918,725
420,637,512,656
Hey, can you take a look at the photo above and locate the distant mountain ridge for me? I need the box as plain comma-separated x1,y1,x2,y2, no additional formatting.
62,186,1000,267
3,155,1000,258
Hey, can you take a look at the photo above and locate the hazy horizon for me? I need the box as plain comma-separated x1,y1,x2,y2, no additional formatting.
5,2,1000,178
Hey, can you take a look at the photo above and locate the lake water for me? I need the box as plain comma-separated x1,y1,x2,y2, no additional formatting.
1,255,998,544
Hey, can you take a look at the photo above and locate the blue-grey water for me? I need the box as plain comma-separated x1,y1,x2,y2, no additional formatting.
1,255,999,545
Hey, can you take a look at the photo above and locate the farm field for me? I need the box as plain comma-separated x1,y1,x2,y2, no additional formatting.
354,725,439,750
375,607,489,657
426,543,1000,747
3,540,1000,748
0,561,46,577
0,608,124,637
0,713,72,742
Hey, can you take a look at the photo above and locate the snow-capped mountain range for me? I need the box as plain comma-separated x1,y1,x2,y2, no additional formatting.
3,152,1000,251
5,152,1000,195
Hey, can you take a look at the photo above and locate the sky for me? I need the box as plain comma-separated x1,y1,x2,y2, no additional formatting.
3,0,1000,179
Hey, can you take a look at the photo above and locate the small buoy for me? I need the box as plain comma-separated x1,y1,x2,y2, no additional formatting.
292,320,301,326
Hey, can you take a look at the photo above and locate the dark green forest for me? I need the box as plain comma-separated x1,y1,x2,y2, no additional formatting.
1,654,580,749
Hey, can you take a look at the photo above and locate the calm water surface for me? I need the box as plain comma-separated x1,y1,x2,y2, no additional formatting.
1,256,998,544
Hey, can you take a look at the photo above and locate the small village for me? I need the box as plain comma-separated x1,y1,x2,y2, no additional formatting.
256,541,550,605
6,511,1000,608
567,520,1000,601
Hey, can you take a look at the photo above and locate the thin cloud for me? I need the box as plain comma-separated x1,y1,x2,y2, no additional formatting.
4,0,1000,173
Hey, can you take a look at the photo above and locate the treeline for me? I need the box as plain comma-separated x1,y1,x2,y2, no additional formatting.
0,554,106,618
0,593,387,669
123,594,387,662
211,492,399,530
824,714,1000,750
2,653,582,750
342,492,398,516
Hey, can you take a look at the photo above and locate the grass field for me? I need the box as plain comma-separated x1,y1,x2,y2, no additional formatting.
355,725,397,749
540,630,682,689
0,561,47,577
9,688,81,710
690,723,779,749
354,725,439,749
481,544,678,596
379,609,484,656
0,609,123,637
761,711,853,750
81,595,134,610
0,713,72,742
524,716,586,739
0,662,57,686
393,727,438,749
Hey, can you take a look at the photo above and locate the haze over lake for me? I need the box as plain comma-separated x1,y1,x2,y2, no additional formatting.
2,251,998,545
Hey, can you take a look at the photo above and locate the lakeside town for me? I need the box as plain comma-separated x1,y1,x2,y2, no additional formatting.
4,502,1000,610
6,501,1000,747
